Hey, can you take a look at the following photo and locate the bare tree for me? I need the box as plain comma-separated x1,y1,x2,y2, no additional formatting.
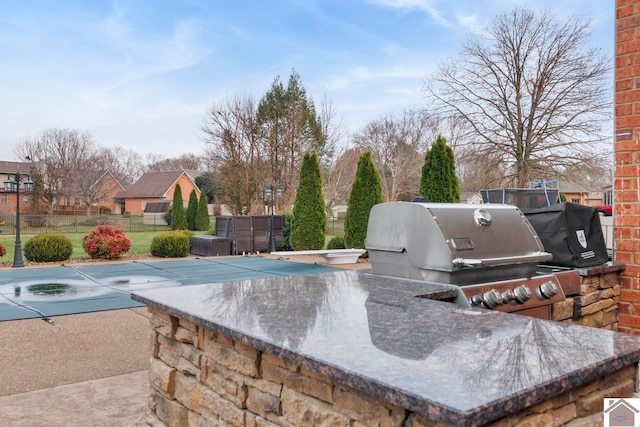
144,153,203,173
98,145,145,185
324,146,362,215
201,95,264,214
317,94,345,171
15,128,98,210
426,7,611,188
72,168,116,215
352,110,433,201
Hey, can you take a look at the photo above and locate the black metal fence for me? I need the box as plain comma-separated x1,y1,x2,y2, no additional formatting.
0,214,347,237
0,214,171,235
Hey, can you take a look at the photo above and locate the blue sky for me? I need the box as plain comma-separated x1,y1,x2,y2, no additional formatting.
0,0,614,161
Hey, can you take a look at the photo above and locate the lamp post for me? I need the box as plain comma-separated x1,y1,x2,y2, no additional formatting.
4,172,33,268
264,185,282,253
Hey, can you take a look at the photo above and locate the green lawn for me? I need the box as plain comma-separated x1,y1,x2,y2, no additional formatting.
0,231,163,263
0,218,345,265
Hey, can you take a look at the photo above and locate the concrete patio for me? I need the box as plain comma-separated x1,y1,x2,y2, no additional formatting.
0,308,150,426
0,254,369,426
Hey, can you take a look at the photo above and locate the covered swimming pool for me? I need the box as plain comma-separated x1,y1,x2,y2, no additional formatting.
0,257,338,322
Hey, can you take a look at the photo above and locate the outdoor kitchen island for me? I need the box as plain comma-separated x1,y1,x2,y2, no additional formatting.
132,269,640,427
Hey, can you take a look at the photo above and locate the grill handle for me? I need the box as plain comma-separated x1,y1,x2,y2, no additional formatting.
453,252,553,269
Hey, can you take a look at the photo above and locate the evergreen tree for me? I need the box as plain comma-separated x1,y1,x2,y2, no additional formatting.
419,135,460,203
186,189,198,231
256,69,325,204
195,192,210,231
170,184,187,230
194,172,219,203
344,152,382,249
290,153,326,250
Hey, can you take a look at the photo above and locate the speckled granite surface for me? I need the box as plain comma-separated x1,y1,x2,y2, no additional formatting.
575,261,625,276
132,269,640,426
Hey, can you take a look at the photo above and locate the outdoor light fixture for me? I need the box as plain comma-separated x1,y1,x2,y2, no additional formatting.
264,185,282,252
4,172,33,268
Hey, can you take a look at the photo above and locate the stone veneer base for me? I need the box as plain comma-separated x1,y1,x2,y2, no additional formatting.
142,308,638,427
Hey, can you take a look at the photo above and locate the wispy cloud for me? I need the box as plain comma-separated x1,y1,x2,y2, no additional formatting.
366,0,449,26
96,14,211,93
325,64,429,91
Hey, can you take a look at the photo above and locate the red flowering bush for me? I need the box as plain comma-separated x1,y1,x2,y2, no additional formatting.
0,243,6,257
82,225,131,260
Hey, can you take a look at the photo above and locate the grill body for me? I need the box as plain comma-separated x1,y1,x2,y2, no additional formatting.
364,202,580,319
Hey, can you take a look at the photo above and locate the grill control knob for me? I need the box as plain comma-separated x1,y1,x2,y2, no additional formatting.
501,290,515,304
469,295,484,307
482,289,503,309
537,281,559,299
513,285,532,304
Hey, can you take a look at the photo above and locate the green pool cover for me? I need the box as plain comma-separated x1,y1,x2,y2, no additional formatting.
0,257,339,322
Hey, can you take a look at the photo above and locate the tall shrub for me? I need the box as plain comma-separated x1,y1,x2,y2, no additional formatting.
281,212,294,250
290,153,326,250
195,193,210,231
171,184,187,230
420,135,460,203
344,152,382,249
186,189,198,231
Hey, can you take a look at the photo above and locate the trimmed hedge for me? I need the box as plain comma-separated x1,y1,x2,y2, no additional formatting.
326,236,346,250
24,234,73,262
150,231,191,258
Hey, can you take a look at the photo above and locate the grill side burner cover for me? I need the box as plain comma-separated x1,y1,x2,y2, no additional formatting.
523,202,608,268
365,202,552,285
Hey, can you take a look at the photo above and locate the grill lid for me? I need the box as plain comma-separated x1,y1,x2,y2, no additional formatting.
365,202,552,284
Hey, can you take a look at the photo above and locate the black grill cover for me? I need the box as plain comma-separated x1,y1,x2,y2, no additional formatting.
523,202,608,267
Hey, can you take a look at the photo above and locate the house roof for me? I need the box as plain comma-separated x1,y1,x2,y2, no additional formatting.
116,170,197,199
63,170,127,195
559,179,590,194
0,161,31,175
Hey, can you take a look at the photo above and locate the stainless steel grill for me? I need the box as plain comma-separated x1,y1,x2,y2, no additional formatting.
364,202,578,319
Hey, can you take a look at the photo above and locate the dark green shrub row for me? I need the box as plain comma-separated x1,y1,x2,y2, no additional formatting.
24,234,73,262
150,231,192,258
326,236,346,250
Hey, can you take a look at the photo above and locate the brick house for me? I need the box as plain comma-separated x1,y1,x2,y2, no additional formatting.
559,180,591,205
114,170,200,215
55,170,127,215
0,160,32,215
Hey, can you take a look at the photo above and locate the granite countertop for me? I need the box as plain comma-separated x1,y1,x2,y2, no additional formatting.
132,269,640,426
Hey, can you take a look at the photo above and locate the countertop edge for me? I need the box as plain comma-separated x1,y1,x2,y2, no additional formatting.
131,291,640,425
575,262,625,276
